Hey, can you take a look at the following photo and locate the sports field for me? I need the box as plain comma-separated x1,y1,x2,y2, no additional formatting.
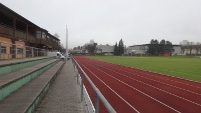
87,56,201,82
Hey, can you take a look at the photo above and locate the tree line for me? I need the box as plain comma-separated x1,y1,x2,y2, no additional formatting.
73,38,201,56
114,39,124,56
147,39,174,55
73,39,125,56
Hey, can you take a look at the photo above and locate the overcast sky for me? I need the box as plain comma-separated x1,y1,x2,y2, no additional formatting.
1,0,201,48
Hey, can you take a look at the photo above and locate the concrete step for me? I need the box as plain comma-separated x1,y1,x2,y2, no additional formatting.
0,59,59,101
0,61,64,113
0,57,52,76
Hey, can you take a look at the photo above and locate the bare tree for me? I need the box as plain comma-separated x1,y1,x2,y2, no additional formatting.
54,33,60,38
180,40,192,55
188,42,195,55
180,40,189,46
84,39,97,53
195,42,201,45
180,40,201,55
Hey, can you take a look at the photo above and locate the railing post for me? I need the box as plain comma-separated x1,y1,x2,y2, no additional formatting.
76,68,79,85
74,65,79,85
72,59,76,72
72,59,80,85
95,92,99,113
81,72,84,101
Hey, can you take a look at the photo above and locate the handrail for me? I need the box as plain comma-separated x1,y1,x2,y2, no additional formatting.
72,58,116,113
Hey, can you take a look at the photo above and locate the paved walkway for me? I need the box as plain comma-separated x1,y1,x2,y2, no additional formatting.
35,59,88,113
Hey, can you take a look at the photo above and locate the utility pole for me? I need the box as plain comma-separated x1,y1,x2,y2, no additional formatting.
66,25,68,54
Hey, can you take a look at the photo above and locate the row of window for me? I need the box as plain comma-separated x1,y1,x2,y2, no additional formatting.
0,46,23,54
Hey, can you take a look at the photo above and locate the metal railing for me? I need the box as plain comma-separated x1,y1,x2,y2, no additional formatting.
72,58,116,113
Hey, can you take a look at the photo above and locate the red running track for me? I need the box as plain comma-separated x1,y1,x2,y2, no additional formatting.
74,57,201,113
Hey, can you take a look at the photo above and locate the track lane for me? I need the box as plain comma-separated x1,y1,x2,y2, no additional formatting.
76,58,140,113
83,59,201,112
75,57,181,113
91,60,201,106
74,57,201,112
99,61,201,92
86,61,201,112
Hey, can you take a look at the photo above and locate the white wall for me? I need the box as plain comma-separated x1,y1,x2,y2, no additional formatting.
96,45,114,53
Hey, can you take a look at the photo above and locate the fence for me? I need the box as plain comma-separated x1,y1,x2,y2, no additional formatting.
72,58,116,113
0,41,47,60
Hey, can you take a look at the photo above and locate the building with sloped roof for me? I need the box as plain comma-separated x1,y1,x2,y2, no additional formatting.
0,3,61,59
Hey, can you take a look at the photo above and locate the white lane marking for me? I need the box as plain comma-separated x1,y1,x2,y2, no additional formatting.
79,63,140,113
107,64,201,96
81,61,180,113
139,71,201,89
94,62,201,107
98,61,201,89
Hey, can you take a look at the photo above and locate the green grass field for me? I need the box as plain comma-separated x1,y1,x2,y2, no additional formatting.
87,56,201,82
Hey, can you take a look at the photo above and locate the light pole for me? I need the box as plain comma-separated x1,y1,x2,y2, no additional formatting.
66,25,68,54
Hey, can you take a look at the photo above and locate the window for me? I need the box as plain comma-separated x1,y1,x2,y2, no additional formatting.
0,46,6,54
36,31,41,38
42,32,46,39
17,48,23,54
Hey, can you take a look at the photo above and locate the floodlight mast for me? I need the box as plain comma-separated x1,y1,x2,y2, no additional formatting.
66,25,68,54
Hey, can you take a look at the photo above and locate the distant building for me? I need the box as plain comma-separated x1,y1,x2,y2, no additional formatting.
127,44,182,55
96,44,114,55
173,45,182,55
126,44,148,55
182,45,201,55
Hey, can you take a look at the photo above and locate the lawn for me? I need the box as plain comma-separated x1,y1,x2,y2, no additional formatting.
86,56,201,82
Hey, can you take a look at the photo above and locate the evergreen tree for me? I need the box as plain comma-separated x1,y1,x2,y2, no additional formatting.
153,39,159,55
147,39,174,56
114,39,124,56
114,42,118,55
147,39,159,55
165,41,174,54
159,39,166,55
118,39,124,55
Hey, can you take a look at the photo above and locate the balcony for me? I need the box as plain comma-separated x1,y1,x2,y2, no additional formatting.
0,24,59,50
27,34,35,43
35,38,46,45
15,30,26,40
0,24,14,37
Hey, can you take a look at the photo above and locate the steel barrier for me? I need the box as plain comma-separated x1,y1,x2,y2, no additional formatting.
72,58,116,113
